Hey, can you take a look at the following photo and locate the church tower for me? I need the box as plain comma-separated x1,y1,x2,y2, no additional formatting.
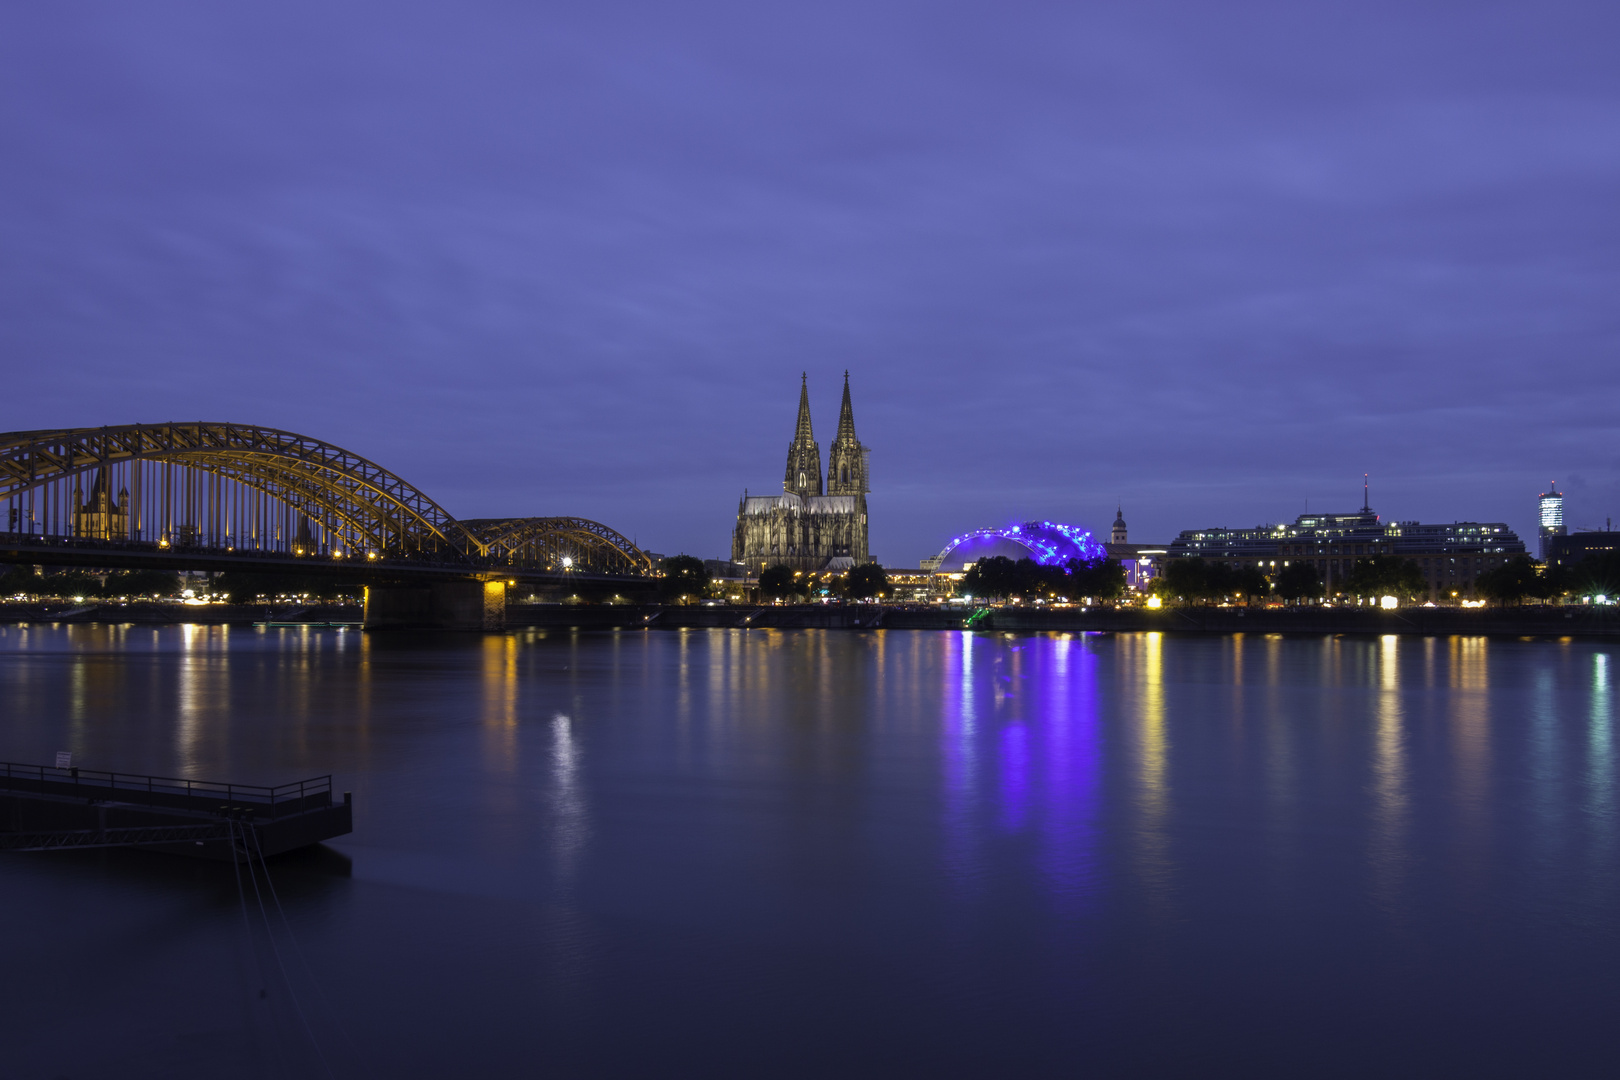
826,371,868,497
736,373,872,573
825,371,870,564
783,374,823,500
1111,507,1127,545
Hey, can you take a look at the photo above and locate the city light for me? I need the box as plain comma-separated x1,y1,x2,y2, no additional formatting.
1146,596,1163,609
1380,595,1398,609
934,520,1107,569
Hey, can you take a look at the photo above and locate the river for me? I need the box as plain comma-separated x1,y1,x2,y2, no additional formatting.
0,624,1615,1078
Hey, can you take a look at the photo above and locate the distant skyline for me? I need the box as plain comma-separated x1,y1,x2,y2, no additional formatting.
3,3,1617,565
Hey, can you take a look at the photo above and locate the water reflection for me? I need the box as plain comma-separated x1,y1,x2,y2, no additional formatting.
6,626,1620,1078
1036,636,1101,911
1128,632,1172,913
1448,637,1491,876
481,634,519,773
1369,635,1408,917
1591,653,1614,867
941,632,980,895
550,711,587,880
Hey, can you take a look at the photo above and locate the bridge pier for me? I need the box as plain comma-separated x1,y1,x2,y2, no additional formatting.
363,581,506,631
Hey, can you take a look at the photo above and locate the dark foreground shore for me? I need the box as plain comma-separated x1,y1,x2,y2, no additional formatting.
5,600,1617,637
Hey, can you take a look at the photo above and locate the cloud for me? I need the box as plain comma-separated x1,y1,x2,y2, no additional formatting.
2,1,1617,561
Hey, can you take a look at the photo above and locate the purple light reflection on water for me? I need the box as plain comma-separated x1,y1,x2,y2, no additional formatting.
999,723,1029,833
1037,636,1103,914
940,631,982,896
942,633,1105,914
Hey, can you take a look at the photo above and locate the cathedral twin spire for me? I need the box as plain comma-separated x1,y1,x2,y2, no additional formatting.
784,372,865,501
784,374,824,500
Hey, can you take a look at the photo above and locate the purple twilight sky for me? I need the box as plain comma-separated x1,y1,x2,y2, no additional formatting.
3,1,1618,564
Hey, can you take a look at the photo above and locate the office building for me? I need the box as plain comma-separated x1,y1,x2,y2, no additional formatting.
1539,483,1566,559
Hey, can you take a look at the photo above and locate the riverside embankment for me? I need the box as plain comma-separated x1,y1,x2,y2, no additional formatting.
4,601,1616,638
0,601,362,625
505,603,1620,638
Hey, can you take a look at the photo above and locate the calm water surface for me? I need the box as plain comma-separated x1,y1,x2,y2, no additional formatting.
0,625,1616,1078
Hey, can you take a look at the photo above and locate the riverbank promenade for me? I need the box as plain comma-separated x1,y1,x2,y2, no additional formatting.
4,600,1617,639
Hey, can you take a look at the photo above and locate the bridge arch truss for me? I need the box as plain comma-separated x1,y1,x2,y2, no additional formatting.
0,424,651,578
461,517,653,576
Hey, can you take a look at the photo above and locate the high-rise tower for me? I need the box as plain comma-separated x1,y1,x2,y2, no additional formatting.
1539,482,1565,560
783,374,823,501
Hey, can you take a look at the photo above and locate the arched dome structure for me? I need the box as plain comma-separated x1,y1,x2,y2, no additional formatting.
930,521,1106,574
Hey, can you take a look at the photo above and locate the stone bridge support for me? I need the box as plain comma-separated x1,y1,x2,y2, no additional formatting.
363,581,506,631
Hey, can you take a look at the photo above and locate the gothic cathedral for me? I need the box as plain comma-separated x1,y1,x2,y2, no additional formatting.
733,374,870,573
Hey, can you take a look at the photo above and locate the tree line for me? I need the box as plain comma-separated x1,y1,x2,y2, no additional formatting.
1,567,186,600
758,561,887,600
958,556,1126,601
1475,552,1620,605
0,566,366,603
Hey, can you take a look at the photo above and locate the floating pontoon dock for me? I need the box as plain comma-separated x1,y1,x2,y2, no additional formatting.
0,761,351,861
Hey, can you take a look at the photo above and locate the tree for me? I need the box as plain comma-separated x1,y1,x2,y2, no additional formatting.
960,556,1018,599
759,563,803,601
1233,565,1270,603
34,570,106,599
660,555,710,604
1162,558,1226,604
0,565,43,597
1275,561,1324,603
212,571,362,603
102,570,183,598
1344,556,1426,602
1475,556,1542,606
1159,559,1268,604
1065,557,1127,602
846,563,887,600
1573,551,1620,598
1161,558,1205,604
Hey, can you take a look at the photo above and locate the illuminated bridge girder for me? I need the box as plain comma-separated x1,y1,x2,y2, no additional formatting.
0,424,652,579
462,517,653,576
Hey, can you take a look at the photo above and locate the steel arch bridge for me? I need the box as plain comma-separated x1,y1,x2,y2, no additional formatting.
0,423,650,581
462,517,653,576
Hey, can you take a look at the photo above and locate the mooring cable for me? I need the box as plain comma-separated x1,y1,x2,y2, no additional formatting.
230,818,287,1080
249,824,374,1079
239,818,336,1080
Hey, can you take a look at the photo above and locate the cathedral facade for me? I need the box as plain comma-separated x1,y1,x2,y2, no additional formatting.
733,374,870,574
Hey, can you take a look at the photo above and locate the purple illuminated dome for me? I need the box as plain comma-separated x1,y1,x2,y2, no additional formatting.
929,521,1106,573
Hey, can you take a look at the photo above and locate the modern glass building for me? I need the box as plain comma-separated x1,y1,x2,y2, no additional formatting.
1539,482,1566,559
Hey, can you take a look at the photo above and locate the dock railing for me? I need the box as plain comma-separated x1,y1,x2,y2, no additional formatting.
0,761,333,817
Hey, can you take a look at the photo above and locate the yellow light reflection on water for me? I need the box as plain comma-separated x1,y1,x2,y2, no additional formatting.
481,634,520,776
1447,636,1491,884
1370,634,1408,917
1132,632,1172,913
